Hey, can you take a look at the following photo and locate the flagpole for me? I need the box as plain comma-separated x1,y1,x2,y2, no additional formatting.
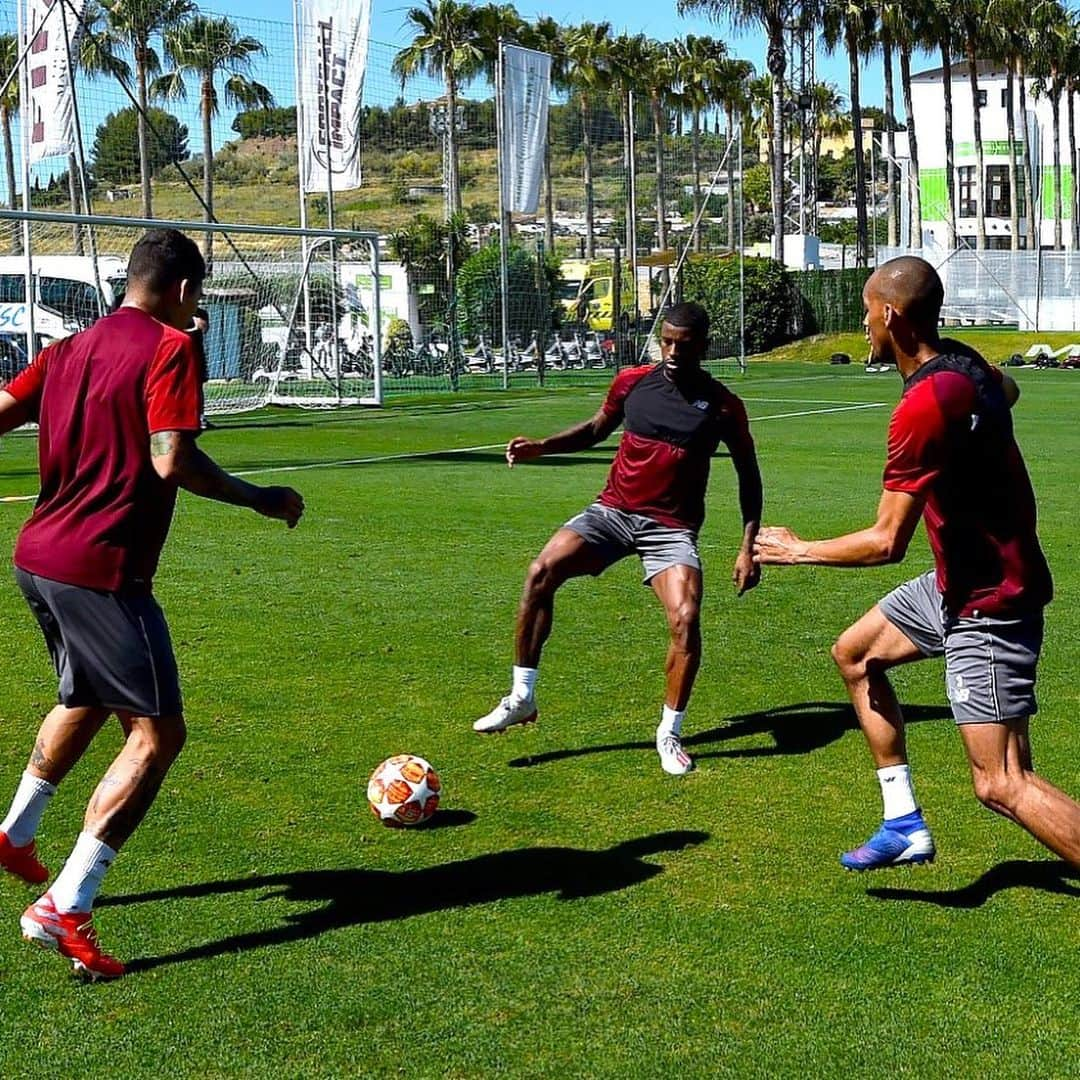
320,18,341,402
18,0,36,363
496,39,511,390
293,0,313,358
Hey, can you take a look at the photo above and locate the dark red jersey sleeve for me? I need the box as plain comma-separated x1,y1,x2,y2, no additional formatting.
3,341,54,412
600,365,652,420
719,390,754,458
145,331,203,434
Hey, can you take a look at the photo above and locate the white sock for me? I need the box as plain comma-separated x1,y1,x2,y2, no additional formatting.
657,705,685,739
0,772,57,847
511,665,537,702
877,764,919,821
50,832,117,914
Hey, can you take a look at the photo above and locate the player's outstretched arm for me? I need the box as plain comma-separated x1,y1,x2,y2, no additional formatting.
150,430,305,527
754,488,923,568
506,407,621,467
730,441,763,594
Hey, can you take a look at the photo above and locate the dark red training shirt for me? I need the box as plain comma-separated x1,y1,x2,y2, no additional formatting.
6,307,203,592
882,351,1052,617
597,364,754,530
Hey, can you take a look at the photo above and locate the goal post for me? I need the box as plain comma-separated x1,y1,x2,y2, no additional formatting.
0,209,385,412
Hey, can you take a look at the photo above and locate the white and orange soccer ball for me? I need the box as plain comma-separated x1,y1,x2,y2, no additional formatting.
367,754,441,826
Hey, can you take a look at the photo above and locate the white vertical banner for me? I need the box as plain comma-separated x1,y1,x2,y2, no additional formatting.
296,0,370,194
500,44,551,215
24,0,85,164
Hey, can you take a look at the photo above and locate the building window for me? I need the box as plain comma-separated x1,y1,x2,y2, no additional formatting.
976,89,987,108
986,165,1011,217
1001,88,1009,108
958,165,977,217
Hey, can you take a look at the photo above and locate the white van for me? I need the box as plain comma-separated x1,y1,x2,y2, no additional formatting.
0,254,128,332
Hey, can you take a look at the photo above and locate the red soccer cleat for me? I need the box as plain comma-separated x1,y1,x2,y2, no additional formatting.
20,893,125,980
0,831,49,884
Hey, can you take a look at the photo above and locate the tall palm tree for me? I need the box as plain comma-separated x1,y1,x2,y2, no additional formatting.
1030,1,1069,249
920,0,958,248
823,0,876,266
0,33,21,252
102,0,196,219
70,2,131,249
393,0,486,218
526,17,568,254
886,0,923,247
608,32,650,268
679,0,795,263
153,15,273,268
958,0,990,248
676,34,727,252
638,39,680,271
715,56,754,249
877,1,897,245
562,21,612,259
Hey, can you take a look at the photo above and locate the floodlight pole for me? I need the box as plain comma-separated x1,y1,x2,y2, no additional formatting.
293,0,314,358
738,122,745,374
17,0,36,363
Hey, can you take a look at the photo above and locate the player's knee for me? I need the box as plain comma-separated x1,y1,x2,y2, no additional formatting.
971,763,1022,815
831,634,864,681
668,601,701,648
129,715,187,763
524,556,560,600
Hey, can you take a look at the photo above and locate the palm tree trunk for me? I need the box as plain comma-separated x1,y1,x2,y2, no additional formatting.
1019,62,1036,249
767,25,785,264
691,107,701,253
652,93,669,294
1070,83,1078,249
1052,79,1062,250
67,151,84,256
965,33,986,249
2,111,20,253
1006,66,1020,250
581,95,596,259
726,103,736,251
137,40,153,219
543,131,554,255
622,93,633,259
882,26,897,247
445,70,461,217
202,78,214,271
900,42,921,247
848,31,868,267
940,38,957,249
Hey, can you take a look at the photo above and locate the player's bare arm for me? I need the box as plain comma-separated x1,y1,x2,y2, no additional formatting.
730,441,763,594
150,430,305,526
753,488,923,568
506,407,620,467
0,389,32,435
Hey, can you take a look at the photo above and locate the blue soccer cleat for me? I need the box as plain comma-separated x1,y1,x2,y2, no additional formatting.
840,811,936,871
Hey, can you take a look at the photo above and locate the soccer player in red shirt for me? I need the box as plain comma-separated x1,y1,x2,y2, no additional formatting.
755,256,1080,871
473,302,763,775
0,230,304,978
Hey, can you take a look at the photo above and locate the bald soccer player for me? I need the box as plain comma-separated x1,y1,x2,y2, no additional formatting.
755,256,1080,872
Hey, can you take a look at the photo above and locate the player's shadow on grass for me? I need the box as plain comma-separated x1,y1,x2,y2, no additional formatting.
866,859,1080,908
101,830,708,975
506,701,952,768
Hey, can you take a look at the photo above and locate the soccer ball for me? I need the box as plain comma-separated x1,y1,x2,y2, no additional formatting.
367,754,441,826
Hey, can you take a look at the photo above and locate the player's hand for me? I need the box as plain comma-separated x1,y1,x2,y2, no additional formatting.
753,525,808,565
256,485,305,528
506,436,542,467
732,549,760,594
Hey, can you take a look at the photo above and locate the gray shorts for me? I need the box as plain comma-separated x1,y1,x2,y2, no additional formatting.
16,568,183,718
563,502,701,585
879,570,1043,725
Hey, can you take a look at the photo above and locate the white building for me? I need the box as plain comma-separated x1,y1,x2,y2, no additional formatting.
900,60,1077,250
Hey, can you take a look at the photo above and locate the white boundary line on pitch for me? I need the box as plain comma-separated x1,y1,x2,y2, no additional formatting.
0,401,889,501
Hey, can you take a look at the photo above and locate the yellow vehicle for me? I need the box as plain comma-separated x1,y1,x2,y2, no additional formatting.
557,253,676,332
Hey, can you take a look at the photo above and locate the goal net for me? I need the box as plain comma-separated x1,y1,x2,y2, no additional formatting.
0,211,384,413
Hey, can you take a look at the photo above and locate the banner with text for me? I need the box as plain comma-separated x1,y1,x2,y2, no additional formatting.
500,44,551,215
297,0,371,194
25,0,86,164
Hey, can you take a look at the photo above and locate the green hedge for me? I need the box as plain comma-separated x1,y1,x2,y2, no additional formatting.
455,243,558,345
681,256,871,357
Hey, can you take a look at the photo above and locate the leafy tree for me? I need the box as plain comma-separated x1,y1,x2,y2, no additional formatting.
455,241,558,344
0,33,21,252
91,106,188,183
232,106,298,139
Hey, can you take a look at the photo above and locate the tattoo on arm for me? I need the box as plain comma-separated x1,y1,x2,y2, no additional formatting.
150,431,178,457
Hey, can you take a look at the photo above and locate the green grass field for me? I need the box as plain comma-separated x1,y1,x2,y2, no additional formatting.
1,360,1078,1078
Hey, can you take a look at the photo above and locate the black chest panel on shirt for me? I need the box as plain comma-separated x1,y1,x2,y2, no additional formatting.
622,366,725,450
